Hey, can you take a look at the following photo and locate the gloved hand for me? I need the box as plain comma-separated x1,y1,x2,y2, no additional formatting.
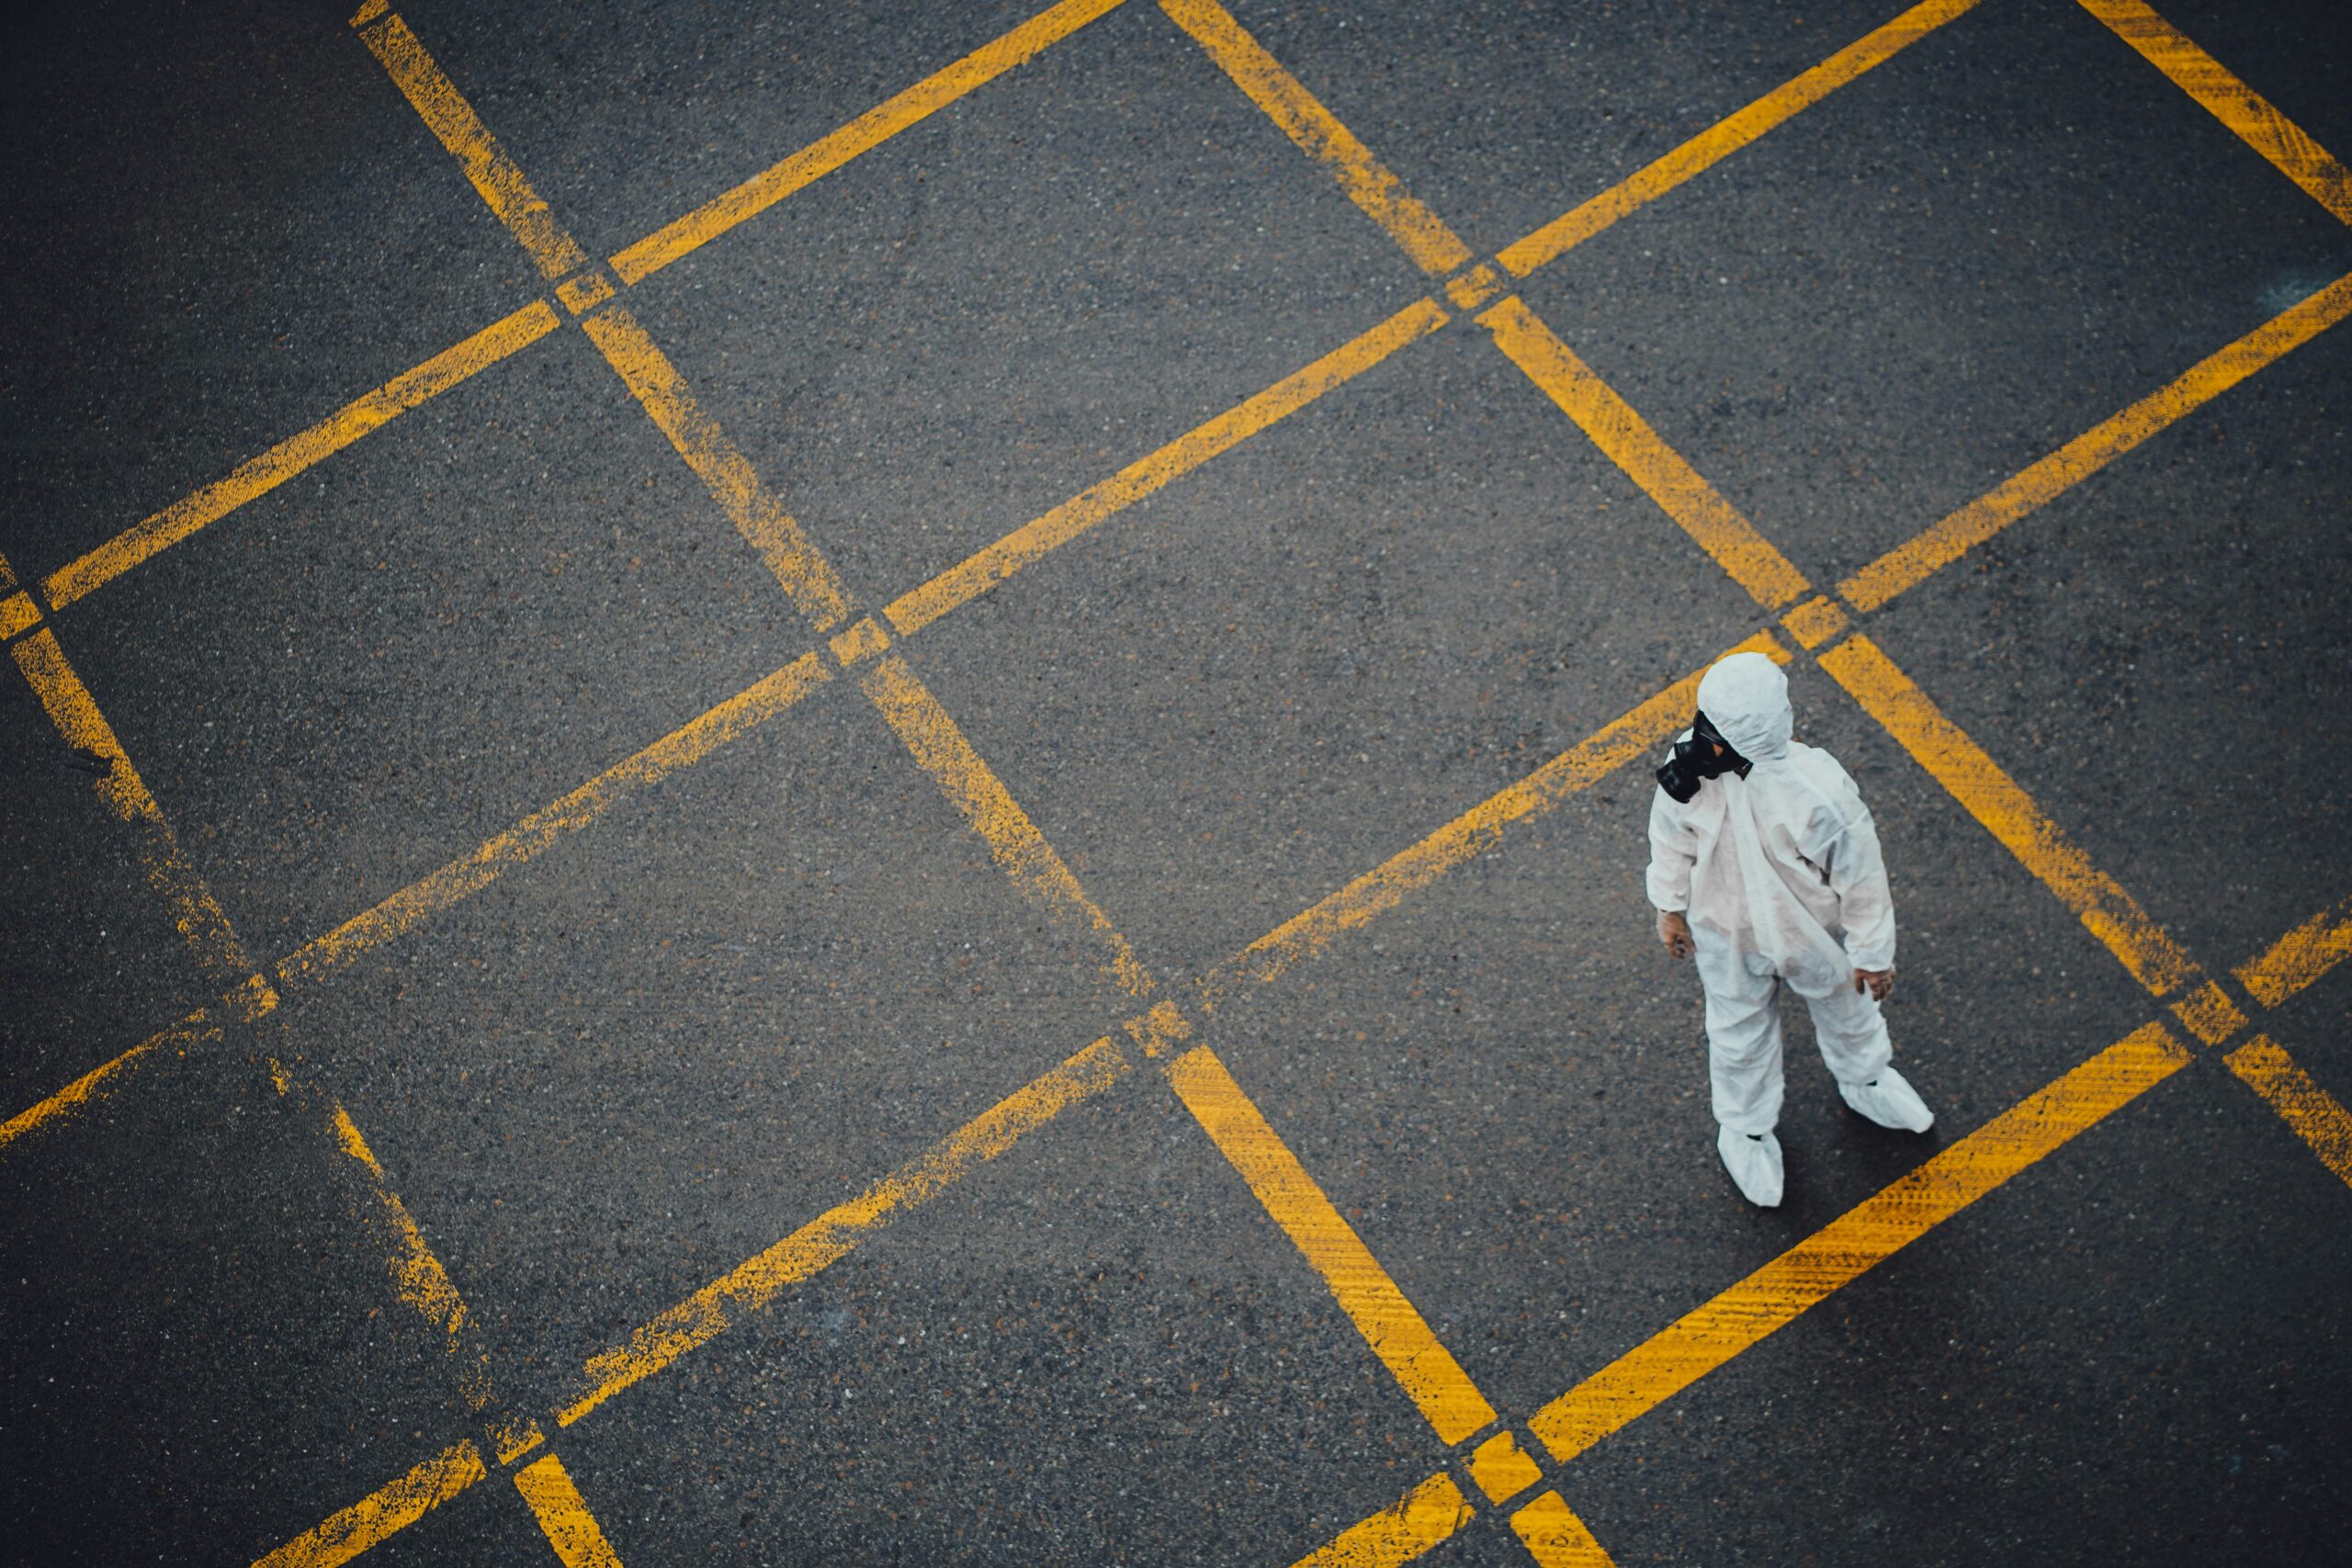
1657,909,1694,960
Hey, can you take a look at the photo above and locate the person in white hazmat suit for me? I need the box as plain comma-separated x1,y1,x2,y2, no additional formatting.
1645,651,1933,1207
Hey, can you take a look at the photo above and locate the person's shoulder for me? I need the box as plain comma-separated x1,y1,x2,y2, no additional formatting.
1788,741,1863,799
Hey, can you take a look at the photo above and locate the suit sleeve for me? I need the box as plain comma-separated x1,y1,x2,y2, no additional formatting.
1809,778,1896,971
1645,785,1701,914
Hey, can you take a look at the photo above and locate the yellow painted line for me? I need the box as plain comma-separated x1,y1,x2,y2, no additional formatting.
1497,0,1983,277
2077,0,2352,226
1197,631,1788,1009
0,1007,218,1156
513,1454,628,1568
1464,1429,1544,1506
329,1103,500,1416
1818,633,2202,998
41,301,560,609
358,13,588,279
0,589,38,639
10,627,254,987
578,304,854,632
558,1035,1129,1426
859,655,1156,998
1509,1491,1617,1567
251,1439,486,1568
2226,1034,2352,1188
1528,1021,2193,1463
884,299,1448,637
2236,896,2352,1009
277,653,828,989
1288,1471,1472,1568
1166,1044,1498,1443
612,0,1135,284
1157,0,1472,276
1841,272,2352,610
1479,295,1813,611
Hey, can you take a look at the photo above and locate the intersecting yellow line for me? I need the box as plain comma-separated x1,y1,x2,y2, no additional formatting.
40,301,560,611
1168,1044,1498,1443
1157,0,1471,276
2223,1035,2352,1187
357,13,588,279
612,0,1135,284
1496,0,1984,277
2075,0,2352,226
1841,271,2352,610
254,1438,487,1568
511,1454,628,1568
2236,897,2352,1008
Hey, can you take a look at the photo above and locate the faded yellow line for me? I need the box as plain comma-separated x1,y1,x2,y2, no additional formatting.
1818,633,2203,998
1509,1491,1616,1568
859,655,1155,998
251,1439,486,1568
10,627,254,987
1166,1045,1498,1444
1198,631,1788,1010
0,589,39,640
2226,1034,2352,1188
277,653,828,990
1497,0,1983,277
559,1035,1129,1426
613,0,1134,284
2077,0,2352,225
1479,295,1813,611
885,298,1449,637
42,301,560,609
329,1104,502,1419
2235,896,2352,1009
1841,272,2352,611
1157,0,1471,276
1289,1471,1472,1568
578,304,854,632
358,13,588,279
513,1454,628,1568
1528,1021,2193,1464
0,1007,218,1156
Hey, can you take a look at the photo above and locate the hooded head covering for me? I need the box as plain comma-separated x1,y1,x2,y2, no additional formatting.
1695,652,1792,766
1682,652,1856,985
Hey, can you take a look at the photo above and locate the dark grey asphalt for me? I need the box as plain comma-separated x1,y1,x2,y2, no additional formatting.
4,1,2350,1563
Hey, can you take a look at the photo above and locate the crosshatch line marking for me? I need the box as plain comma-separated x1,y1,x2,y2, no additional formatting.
9,0,2342,1561
33,0,1991,615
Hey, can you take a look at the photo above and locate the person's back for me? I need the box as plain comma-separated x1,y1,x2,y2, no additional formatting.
1645,652,1933,1207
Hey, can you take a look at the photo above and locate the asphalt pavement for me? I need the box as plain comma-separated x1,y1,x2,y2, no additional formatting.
3,1,2349,1564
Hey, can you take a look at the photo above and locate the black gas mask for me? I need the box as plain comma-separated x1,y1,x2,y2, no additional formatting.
1655,710,1751,804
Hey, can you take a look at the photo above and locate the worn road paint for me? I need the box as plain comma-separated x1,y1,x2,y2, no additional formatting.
0,1006,218,1155
1479,296,1813,611
2077,0,2352,225
1509,1491,1618,1567
42,302,560,609
860,655,1156,997
358,14,588,278
1167,1044,1500,1444
885,299,1449,637
613,0,1134,283
513,1454,628,1568
278,654,829,988
2226,1035,2352,1188
251,1440,486,1568
1197,632,1788,1010
2236,896,2352,1008
1159,0,1471,276
1498,0,1984,276
1819,635,2202,998
558,1036,1130,1426
578,305,855,631
1528,1022,2193,1463
1841,271,2352,611
1289,1471,1472,1568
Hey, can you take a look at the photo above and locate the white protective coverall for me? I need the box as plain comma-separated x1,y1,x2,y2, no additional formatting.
1645,653,1896,1135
